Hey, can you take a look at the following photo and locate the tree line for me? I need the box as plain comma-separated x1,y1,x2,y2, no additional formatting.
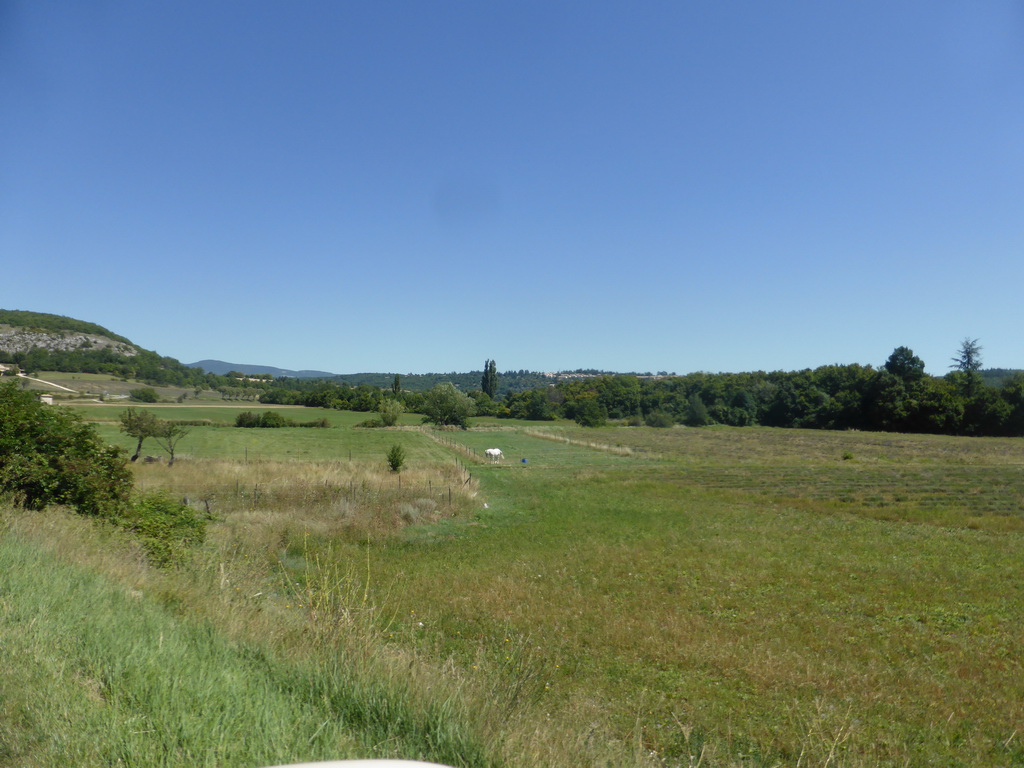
532,341,1024,437
271,344,1024,438
9,331,1023,438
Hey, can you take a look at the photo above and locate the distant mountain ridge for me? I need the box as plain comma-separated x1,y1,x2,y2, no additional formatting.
187,359,339,379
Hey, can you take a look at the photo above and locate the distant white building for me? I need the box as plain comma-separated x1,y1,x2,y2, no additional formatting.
38,394,54,405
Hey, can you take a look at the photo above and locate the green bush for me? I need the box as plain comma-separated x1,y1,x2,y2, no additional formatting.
129,387,159,403
0,381,133,518
644,410,675,428
117,490,209,566
235,411,296,428
235,411,260,428
257,410,289,428
378,398,404,427
386,444,406,473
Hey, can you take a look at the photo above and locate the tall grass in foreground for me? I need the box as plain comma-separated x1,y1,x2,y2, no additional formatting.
0,516,499,768
0,503,652,768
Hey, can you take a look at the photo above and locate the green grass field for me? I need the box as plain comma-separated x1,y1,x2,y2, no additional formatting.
3,404,1022,766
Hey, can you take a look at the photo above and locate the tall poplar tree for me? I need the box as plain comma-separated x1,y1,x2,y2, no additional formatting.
481,359,498,398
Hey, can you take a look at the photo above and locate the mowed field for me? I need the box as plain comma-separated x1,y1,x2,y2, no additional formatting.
357,425,1024,766
9,402,1024,766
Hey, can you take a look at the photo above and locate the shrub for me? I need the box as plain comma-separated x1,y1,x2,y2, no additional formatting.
0,381,133,518
235,411,260,428
378,398,404,427
235,411,295,428
129,387,159,403
644,410,675,428
117,490,209,566
386,444,406,473
258,410,289,428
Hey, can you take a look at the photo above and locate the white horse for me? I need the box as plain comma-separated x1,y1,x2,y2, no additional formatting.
484,448,503,462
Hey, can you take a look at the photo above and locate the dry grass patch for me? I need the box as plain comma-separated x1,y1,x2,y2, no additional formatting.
131,457,477,534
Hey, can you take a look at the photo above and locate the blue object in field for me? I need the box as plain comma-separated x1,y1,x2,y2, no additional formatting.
521,458,528,464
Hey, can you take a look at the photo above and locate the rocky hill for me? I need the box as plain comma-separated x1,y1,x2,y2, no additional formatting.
0,326,139,358
0,310,138,357
0,309,209,387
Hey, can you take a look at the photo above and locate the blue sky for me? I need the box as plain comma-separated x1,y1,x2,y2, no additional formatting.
3,2,1022,375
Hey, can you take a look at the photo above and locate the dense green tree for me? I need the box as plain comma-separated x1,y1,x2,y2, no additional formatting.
960,385,1009,436
301,383,343,409
505,389,554,421
350,384,383,412
884,346,926,384
683,393,711,426
594,375,642,419
866,372,914,432
998,373,1024,435
573,396,607,427
421,383,475,428
259,388,298,405
468,390,499,417
907,376,964,434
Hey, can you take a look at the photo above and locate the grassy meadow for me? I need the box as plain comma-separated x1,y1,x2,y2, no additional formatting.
2,401,1023,767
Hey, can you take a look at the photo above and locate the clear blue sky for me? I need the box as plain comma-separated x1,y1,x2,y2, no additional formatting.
3,1,1022,375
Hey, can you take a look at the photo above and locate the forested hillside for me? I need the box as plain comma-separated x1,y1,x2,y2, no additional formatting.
0,310,216,389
